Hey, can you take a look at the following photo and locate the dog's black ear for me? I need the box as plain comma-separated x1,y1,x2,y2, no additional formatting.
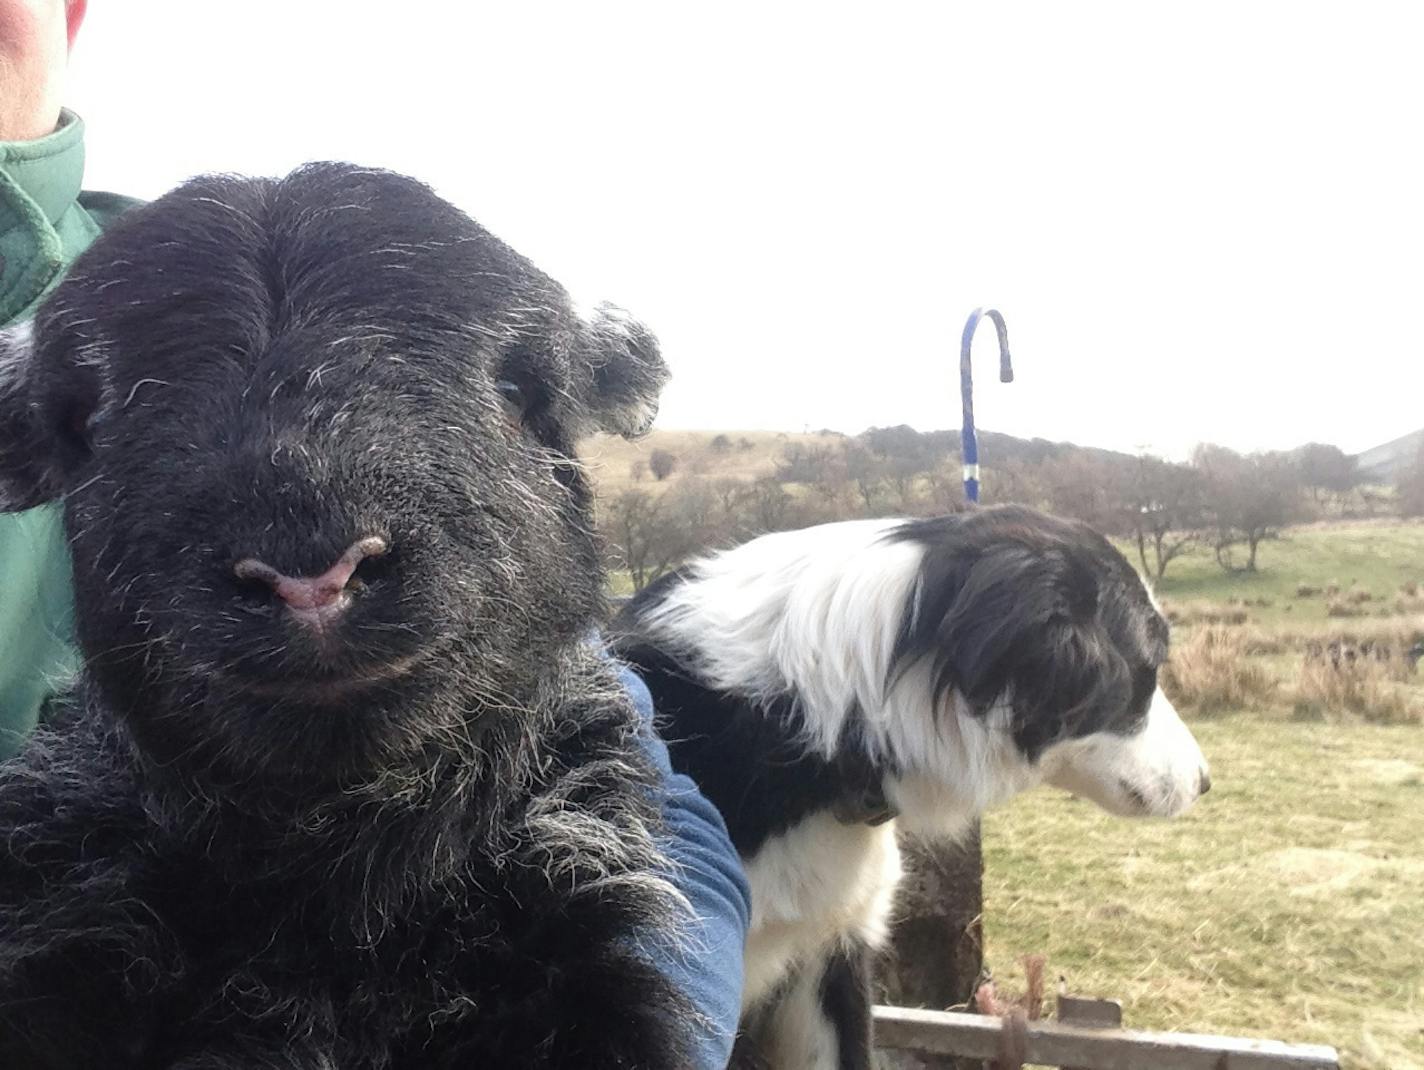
571,303,668,438
901,540,1131,756
0,319,102,512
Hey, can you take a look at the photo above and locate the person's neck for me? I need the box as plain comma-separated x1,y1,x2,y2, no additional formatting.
0,106,63,143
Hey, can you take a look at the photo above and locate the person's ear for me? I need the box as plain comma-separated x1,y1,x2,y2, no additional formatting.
65,0,88,51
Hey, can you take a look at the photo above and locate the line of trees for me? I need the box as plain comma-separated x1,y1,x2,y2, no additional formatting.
600,427,1402,592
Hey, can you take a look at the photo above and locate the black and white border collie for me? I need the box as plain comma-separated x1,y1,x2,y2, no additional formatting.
612,505,1210,1069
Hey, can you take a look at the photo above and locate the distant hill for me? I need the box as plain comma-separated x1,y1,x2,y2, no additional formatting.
1356,428,1424,483
581,424,1138,496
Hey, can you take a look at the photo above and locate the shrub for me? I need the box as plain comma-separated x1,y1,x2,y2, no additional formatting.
649,448,677,481
1162,626,1274,714
1160,601,1249,627
1292,656,1422,725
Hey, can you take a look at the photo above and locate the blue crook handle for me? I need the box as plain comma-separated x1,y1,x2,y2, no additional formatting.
960,308,1014,503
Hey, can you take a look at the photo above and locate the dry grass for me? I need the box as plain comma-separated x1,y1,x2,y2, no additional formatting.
1233,626,1289,655
1293,657,1424,725
1161,626,1275,714
1395,594,1424,615
1159,601,1250,627
1327,599,1371,618
1284,619,1424,653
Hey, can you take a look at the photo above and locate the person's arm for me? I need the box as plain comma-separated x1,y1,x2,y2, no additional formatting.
618,662,749,1068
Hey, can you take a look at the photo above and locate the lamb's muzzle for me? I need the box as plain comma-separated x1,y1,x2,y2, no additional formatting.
234,535,390,628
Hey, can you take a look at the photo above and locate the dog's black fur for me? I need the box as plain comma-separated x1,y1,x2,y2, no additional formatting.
0,164,689,1068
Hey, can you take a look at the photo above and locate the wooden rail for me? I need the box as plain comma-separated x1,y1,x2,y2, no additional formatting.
873,1006,1340,1070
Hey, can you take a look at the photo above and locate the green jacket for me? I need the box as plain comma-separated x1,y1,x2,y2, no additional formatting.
0,110,138,759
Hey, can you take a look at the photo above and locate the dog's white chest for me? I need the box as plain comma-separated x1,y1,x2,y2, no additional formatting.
740,813,902,1009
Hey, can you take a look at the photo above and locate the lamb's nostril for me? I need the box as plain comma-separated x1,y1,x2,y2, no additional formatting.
1198,769,1212,796
233,558,285,600
232,536,391,617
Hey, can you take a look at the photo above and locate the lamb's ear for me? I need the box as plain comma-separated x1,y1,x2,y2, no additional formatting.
0,321,57,512
574,303,669,438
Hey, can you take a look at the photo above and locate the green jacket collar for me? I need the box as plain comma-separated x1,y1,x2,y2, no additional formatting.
0,108,90,322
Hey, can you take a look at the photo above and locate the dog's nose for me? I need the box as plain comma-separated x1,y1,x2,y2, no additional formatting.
234,536,389,626
1197,768,1212,796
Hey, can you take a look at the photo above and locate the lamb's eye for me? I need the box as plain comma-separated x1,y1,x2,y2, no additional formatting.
56,396,99,461
494,379,526,419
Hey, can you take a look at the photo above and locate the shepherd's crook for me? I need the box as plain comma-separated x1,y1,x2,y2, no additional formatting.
960,308,1014,503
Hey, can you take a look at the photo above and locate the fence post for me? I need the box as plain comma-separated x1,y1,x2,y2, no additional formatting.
875,828,985,1070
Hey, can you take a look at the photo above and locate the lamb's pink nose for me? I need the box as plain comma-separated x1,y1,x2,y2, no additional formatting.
234,536,389,624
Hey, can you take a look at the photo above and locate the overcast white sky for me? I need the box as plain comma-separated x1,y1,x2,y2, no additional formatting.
68,2,1422,460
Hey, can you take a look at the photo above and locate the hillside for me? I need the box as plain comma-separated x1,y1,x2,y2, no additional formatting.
1356,427,1424,483
582,429,846,494
581,425,1137,496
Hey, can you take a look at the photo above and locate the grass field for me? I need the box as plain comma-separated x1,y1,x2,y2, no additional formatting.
982,520,1424,1070
1147,520,1424,631
982,717,1424,1070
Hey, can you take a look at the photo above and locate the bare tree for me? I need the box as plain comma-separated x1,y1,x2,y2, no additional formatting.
843,443,889,514
979,458,1045,509
885,453,927,514
743,476,795,533
1296,442,1358,511
600,489,668,591
1038,454,1125,533
660,477,726,554
649,448,677,482
777,443,850,509
1124,455,1207,581
707,477,751,524
1193,444,1301,572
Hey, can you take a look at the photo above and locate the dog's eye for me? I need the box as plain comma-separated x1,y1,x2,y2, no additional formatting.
494,379,526,420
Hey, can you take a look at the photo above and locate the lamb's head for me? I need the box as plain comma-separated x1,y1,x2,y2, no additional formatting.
0,163,666,781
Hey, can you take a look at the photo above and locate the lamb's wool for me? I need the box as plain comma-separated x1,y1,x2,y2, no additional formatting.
0,163,688,1069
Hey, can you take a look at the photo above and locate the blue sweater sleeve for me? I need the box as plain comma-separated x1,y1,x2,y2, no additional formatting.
617,663,750,1069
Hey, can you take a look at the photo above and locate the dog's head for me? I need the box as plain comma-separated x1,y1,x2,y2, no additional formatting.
0,163,667,781
887,506,1209,819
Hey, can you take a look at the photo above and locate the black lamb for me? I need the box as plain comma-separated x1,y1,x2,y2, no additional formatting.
0,163,691,1068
